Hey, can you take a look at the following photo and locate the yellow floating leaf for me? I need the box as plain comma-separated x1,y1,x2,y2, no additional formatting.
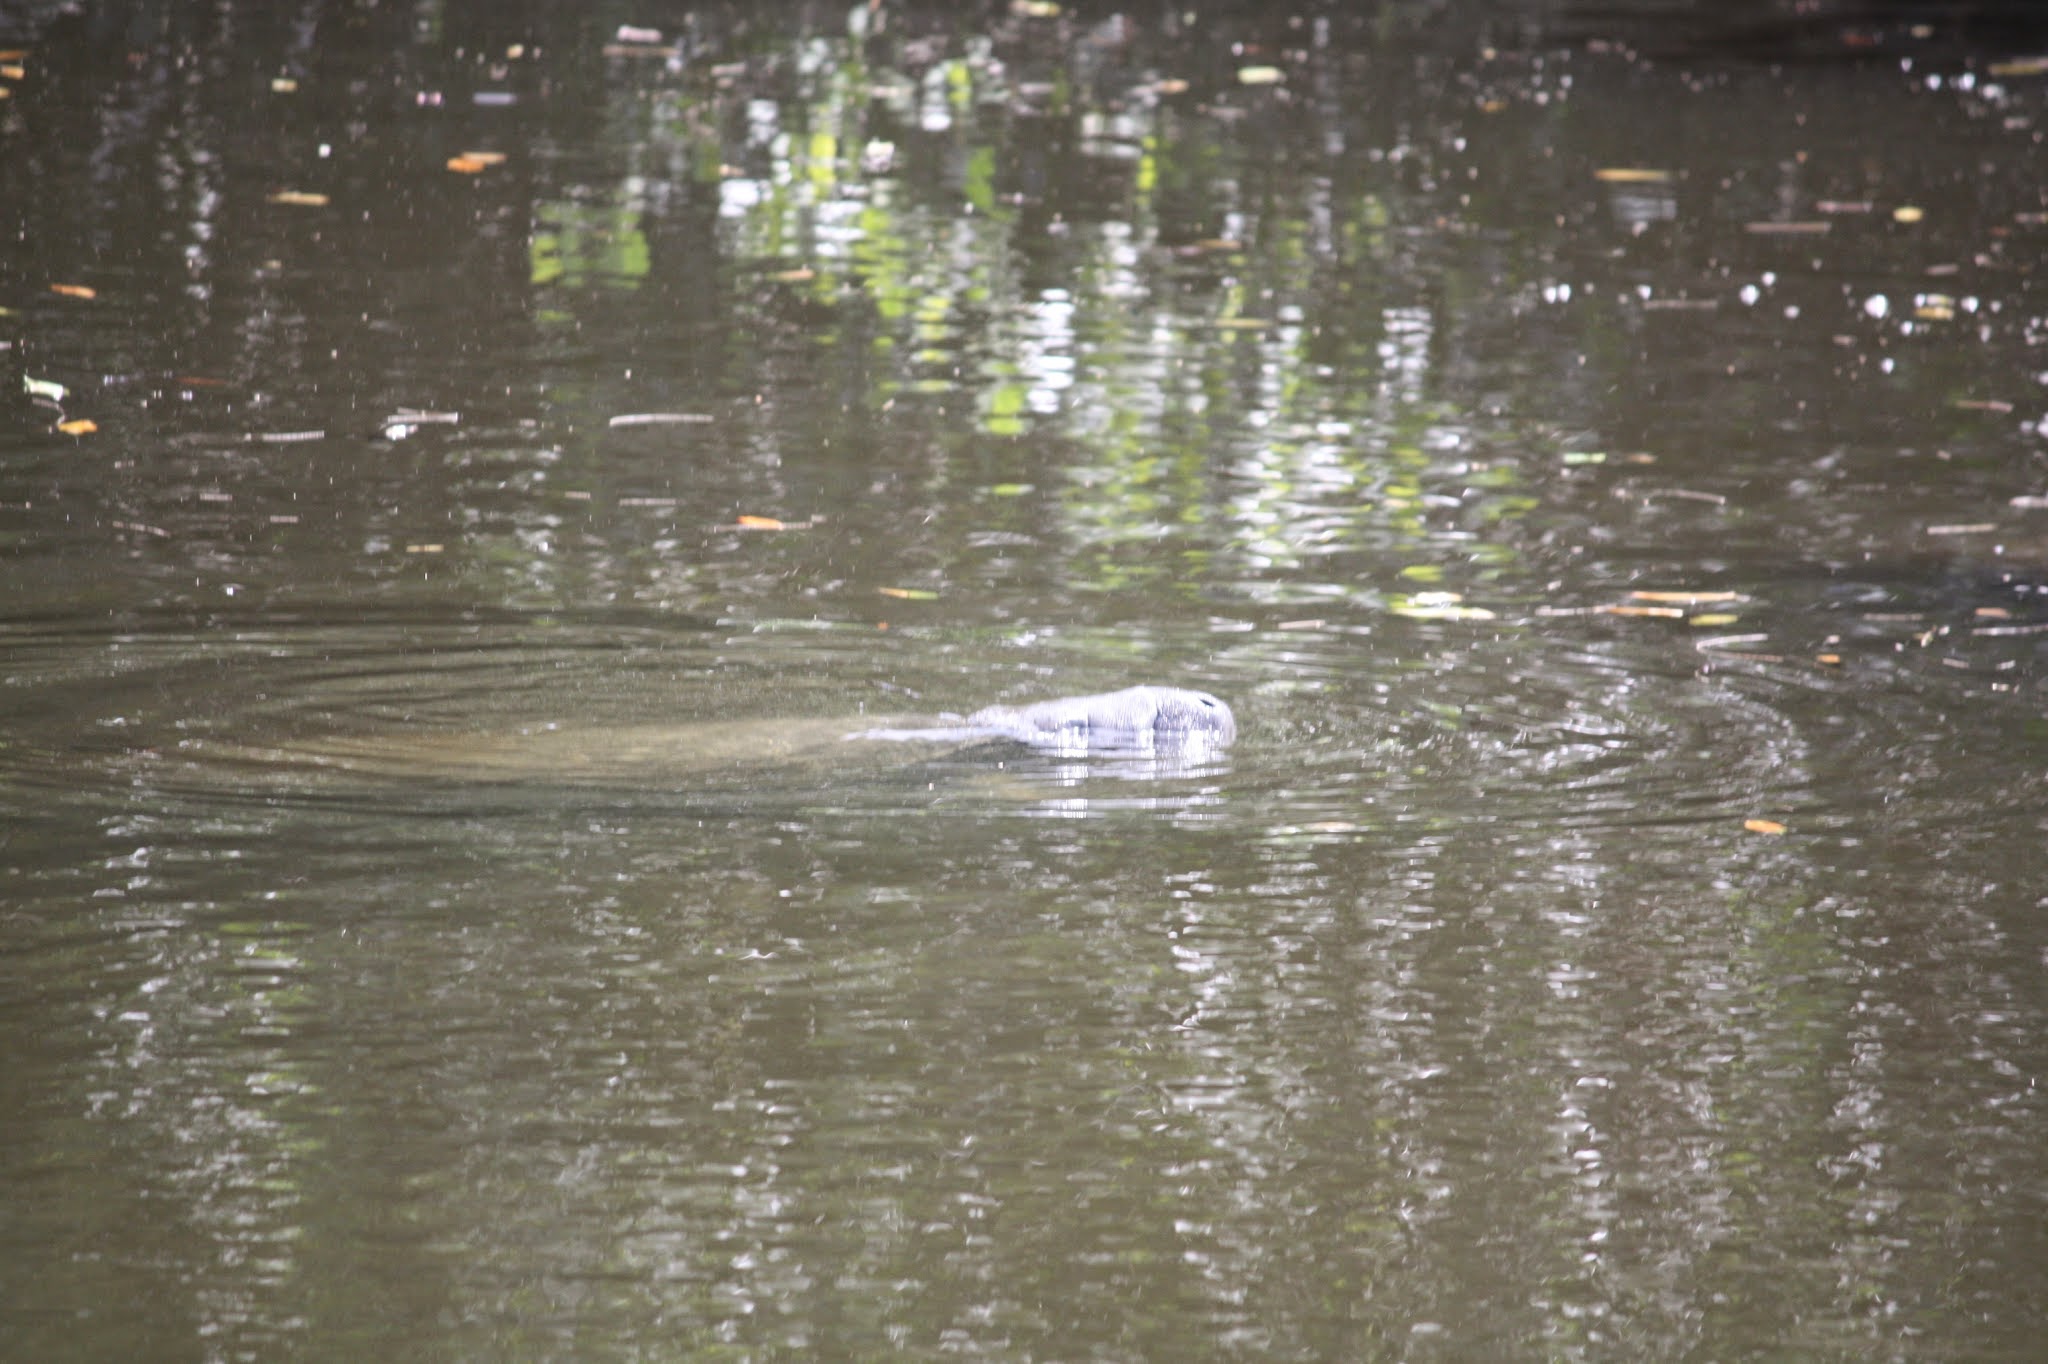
404,543,445,554
1744,818,1787,836
1011,0,1061,15
736,514,787,529
56,418,96,435
1237,65,1285,85
1892,205,1924,224
1688,613,1741,627
270,77,297,93
1391,592,1497,622
1989,55,2048,76
267,190,329,206
1815,653,1842,666
1594,167,1671,184
461,149,506,166
878,586,939,601
49,283,95,299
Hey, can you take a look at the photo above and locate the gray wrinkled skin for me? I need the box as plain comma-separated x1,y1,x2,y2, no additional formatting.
851,685,1235,753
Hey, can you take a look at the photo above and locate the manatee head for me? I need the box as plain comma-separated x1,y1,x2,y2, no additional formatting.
966,685,1235,750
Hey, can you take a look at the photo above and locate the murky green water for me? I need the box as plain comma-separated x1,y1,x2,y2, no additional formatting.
5,3,2047,1358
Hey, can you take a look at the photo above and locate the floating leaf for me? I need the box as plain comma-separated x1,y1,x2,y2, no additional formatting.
49,283,95,299
447,154,492,174
1688,612,1741,627
1562,451,1606,465
772,267,815,282
1631,590,1742,605
1598,604,1684,619
56,418,96,435
736,514,787,529
1743,818,1787,836
1892,205,1924,224
1391,592,1496,622
267,190,330,206
1815,653,1842,666
270,77,298,93
988,483,1035,497
1238,65,1285,85
608,412,713,427
878,586,939,601
1594,167,1671,184
1989,55,2048,76
404,543,445,554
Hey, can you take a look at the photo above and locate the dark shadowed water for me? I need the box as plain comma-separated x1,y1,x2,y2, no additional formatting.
4,2,2047,1358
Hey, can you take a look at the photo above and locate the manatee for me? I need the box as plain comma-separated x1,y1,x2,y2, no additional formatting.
154,685,1235,792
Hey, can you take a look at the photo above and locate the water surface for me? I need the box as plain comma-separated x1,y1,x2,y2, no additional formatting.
4,2,2047,1358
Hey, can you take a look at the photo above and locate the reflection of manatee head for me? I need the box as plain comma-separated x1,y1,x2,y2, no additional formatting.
966,685,1236,750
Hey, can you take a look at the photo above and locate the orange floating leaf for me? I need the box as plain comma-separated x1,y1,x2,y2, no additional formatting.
50,283,96,299
736,514,787,529
447,155,490,174
1744,818,1787,836
1597,603,1684,619
1594,167,1671,184
56,418,96,435
1630,590,1742,604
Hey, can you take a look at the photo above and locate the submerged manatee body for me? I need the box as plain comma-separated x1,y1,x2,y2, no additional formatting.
851,685,1236,753
165,684,1235,792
